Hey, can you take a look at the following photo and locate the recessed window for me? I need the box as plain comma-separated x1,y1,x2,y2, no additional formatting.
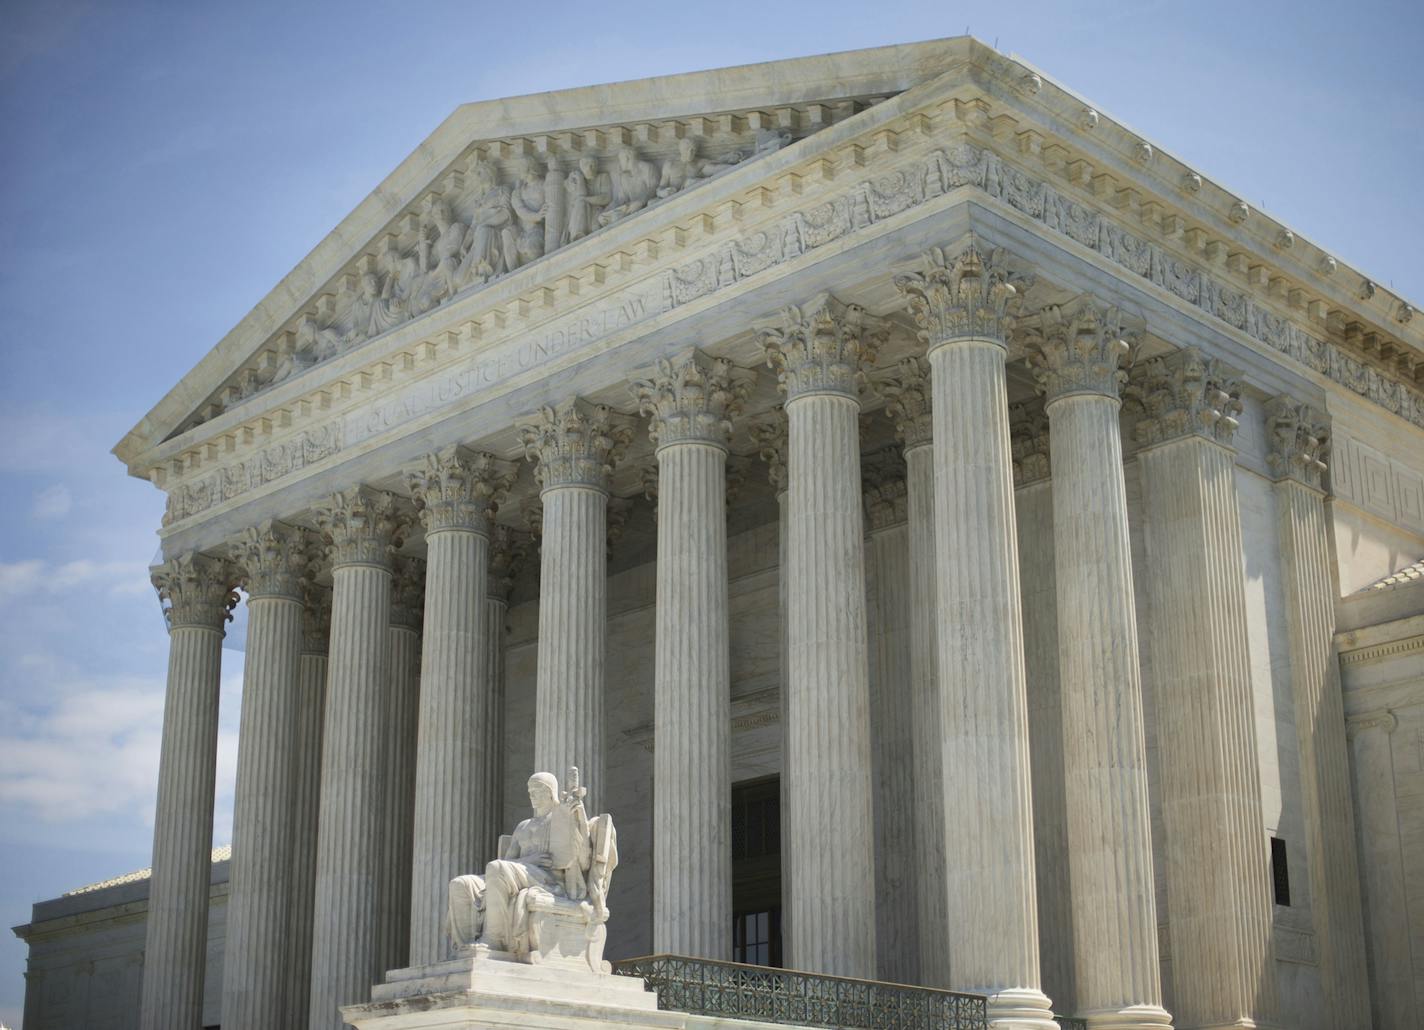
1271,837,1291,906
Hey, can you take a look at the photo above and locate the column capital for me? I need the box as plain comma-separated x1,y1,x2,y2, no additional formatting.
760,293,884,402
893,242,1023,349
488,524,531,603
231,520,308,600
518,397,634,493
390,556,425,630
408,447,514,534
1126,347,1243,449
750,410,789,495
152,552,239,631
301,577,332,655
315,488,408,570
607,496,634,557
879,356,933,451
1265,397,1330,489
1346,709,1399,740
863,447,908,531
631,349,753,450
1023,297,1139,403
1009,401,1052,487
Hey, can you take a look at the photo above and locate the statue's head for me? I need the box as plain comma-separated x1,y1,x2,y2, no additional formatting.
360,272,379,298
430,198,452,228
579,155,598,178
678,137,696,160
616,146,636,171
527,772,558,814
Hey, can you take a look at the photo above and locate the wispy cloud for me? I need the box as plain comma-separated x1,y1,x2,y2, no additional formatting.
31,483,71,520
0,557,151,603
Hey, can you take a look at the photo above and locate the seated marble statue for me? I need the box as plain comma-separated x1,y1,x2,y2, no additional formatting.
447,769,617,970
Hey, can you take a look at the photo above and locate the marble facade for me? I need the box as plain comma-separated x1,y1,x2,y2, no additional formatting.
15,36,1424,1030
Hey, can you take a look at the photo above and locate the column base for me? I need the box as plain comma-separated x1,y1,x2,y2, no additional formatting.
987,987,1058,1030
1083,1004,1174,1030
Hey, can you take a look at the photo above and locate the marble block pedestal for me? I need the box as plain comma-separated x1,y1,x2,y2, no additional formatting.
342,947,659,1029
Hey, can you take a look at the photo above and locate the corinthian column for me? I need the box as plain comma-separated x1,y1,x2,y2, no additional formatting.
896,245,1052,1026
1129,350,1277,1028
140,553,236,1030
633,349,751,959
1025,300,1169,1030
519,398,633,812
222,522,307,1030
379,556,423,973
761,295,880,977
285,567,329,1026
1010,404,1075,1015
863,457,919,985
483,525,529,857
1267,399,1371,1029
308,489,404,1030
881,356,948,986
406,448,511,964
751,411,793,968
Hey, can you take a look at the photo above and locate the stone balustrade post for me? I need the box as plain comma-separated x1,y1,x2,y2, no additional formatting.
222,521,308,1030
896,245,1053,1026
308,489,405,1030
405,448,513,965
880,356,948,987
518,398,633,814
761,294,880,978
1128,349,1279,1028
140,553,237,1030
1267,398,1371,1029
1024,298,1169,1029
285,565,330,1026
633,349,751,959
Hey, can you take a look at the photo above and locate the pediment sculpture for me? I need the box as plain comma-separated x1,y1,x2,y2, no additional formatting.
447,768,618,974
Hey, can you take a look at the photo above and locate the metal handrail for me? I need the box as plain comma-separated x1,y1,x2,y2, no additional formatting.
612,953,989,1029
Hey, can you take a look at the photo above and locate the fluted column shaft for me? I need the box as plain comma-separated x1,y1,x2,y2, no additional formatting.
308,491,401,1030
652,440,732,956
1014,473,1075,1014
1046,392,1166,1028
284,584,328,1027
865,488,919,985
635,350,747,959
1347,711,1417,1030
379,572,421,974
1137,407,1277,1028
904,441,947,984
407,449,510,964
140,555,232,1030
483,586,509,858
223,523,307,1030
928,338,1049,1025
521,400,630,813
783,390,876,975
1267,400,1370,1029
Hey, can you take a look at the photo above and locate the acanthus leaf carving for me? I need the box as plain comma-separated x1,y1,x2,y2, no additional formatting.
152,552,240,632
894,242,1024,348
760,293,884,402
518,398,633,493
1265,397,1330,489
408,447,513,535
1022,297,1139,403
631,349,753,450
230,519,308,600
1125,347,1244,448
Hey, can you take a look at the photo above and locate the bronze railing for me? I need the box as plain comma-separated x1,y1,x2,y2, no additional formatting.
611,953,989,1029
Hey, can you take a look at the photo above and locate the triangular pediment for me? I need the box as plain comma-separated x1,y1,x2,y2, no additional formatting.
113,38,980,469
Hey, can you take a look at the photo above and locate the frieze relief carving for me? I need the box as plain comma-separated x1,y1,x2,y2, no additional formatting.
160,139,1424,529
190,123,817,426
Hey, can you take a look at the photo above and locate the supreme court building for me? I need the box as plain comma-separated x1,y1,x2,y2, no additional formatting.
14,37,1424,1030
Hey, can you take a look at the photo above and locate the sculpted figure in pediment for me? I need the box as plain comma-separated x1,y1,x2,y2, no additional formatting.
271,314,342,385
656,137,744,198
508,156,548,271
599,146,658,226
417,198,471,309
346,271,406,344
565,156,610,243
459,160,515,285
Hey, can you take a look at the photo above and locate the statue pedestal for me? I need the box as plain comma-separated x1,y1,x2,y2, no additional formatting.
341,947,661,1029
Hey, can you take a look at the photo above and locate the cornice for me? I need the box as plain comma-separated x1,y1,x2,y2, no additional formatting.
144,73,1424,533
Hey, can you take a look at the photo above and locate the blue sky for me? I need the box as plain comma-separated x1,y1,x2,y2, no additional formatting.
1,0,1420,1023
